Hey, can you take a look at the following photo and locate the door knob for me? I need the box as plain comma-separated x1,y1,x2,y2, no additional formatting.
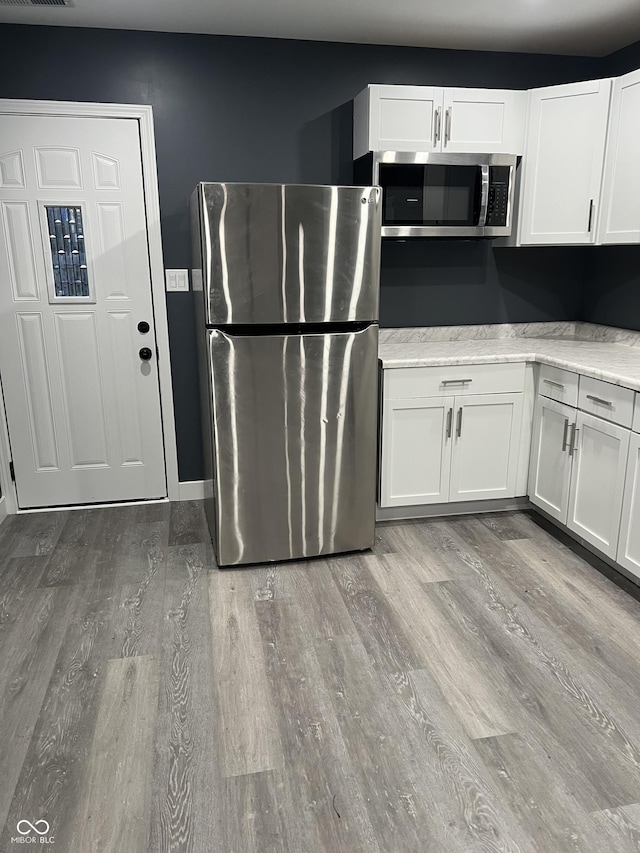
139,347,152,361
138,321,150,334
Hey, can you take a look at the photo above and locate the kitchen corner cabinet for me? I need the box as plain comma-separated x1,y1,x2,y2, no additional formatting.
380,365,525,509
530,380,631,560
518,79,612,246
598,68,640,244
353,85,526,160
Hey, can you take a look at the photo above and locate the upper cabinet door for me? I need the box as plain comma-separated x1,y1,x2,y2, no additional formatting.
441,88,526,154
519,79,612,246
357,85,443,159
598,69,640,244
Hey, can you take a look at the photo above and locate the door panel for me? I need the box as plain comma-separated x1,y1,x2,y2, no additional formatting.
520,79,611,245
567,412,629,558
528,396,574,523
618,433,640,577
370,85,443,153
442,88,526,154
0,114,166,507
198,182,381,325
599,69,640,244
449,393,523,502
207,325,378,566
380,395,453,507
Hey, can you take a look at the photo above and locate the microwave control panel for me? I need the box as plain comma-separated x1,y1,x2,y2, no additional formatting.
485,166,511,227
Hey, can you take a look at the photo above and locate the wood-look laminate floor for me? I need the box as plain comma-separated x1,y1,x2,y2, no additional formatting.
1,503,640,852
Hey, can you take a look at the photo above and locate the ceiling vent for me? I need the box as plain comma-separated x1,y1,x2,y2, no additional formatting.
0,0,72,6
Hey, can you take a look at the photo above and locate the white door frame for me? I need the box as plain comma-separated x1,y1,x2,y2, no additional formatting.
0,98,180,514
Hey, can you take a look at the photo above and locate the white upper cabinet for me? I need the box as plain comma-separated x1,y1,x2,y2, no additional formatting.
518,79,612,246
598,68,640,244
355,85,442,158
440,88,526,154
353,85,527,160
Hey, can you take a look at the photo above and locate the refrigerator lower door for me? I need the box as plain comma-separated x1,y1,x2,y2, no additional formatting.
206,324,378,566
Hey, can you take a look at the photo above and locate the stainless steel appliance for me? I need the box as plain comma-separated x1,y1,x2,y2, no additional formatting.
354,151,517,238
190,182,382,567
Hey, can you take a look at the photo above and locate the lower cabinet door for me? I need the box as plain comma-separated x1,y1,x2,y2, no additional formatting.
617,432,640,578
380,396,453,507
567,411,630,558
449,392,523,502
528,396,575,524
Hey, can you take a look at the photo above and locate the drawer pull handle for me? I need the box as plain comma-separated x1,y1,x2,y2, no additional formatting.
446,407,453,439
456,407,463,438
562,418,570,452
586,394,613,407
569,424,579,457
543,379,564,389
442,379,472,385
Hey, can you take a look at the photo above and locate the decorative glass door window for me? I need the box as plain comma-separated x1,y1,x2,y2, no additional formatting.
44,205,94,302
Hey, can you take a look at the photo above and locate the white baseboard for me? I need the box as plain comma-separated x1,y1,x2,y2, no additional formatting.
0,495,7,527
177,480,205,501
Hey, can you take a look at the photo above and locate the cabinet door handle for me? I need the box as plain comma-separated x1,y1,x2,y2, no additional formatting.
456,407,463,438
562,418,570,452
444,107,452,145
586,394,613,407
434,107,442,146
569,424,579,457
588,199,594,233
543,379,564,389
442,378,472,385
446,407,453,439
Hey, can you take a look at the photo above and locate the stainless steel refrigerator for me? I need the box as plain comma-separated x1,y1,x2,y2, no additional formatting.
190,182,381,567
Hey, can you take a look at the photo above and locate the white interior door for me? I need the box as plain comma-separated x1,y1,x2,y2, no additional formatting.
0,114,167,508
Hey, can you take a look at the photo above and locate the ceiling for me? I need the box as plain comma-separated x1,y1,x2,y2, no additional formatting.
0,0,639,57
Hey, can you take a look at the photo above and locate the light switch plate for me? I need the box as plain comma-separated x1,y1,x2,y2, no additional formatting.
165,269,189,292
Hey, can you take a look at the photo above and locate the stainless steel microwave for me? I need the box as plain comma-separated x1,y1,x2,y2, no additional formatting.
353,151,518,238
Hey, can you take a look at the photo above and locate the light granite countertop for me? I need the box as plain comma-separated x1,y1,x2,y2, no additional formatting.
378,325,640,391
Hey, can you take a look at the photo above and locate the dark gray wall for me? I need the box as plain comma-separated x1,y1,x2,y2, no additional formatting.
582,246,640,331
0,24,606,479
603,37,640,77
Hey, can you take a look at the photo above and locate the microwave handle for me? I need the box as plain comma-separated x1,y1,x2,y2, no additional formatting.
478,165,490,226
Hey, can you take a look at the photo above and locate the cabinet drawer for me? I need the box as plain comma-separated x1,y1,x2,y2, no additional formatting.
538,364,579,407
633,393,640,434
385,362,525,400
578,376,634,428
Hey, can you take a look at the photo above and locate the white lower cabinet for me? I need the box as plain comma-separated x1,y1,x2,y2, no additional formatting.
528,396,575,523
617,433,640,577
380,387,524,508
566,412,630,558
449,393,523,502
381,396,454,507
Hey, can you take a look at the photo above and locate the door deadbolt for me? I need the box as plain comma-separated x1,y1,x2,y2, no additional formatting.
138,321,150,334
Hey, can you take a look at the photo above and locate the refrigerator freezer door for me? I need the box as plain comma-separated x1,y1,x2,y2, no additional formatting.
207,325,378,566
198,183,381,325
